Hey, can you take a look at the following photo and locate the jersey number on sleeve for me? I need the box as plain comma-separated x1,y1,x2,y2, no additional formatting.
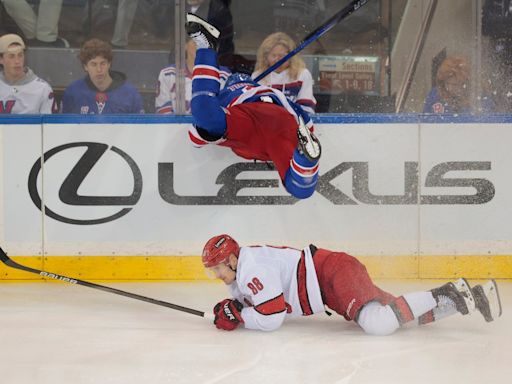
247,277,264,295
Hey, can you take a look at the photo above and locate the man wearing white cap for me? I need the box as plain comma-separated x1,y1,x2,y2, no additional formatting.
0,34,57,114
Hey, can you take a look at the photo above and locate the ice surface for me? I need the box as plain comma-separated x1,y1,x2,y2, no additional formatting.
0,280,510,384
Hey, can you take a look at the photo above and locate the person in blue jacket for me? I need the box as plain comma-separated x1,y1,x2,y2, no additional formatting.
61,38,143,114
423,55,495,114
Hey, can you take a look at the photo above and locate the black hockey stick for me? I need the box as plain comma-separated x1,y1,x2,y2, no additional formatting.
254,0,372,82
0,247,213,320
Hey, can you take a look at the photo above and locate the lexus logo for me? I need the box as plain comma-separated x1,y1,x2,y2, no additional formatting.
27,142,494,226
28,142,142,225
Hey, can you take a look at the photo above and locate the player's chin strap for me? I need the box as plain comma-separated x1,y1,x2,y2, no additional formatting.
228,253,239,273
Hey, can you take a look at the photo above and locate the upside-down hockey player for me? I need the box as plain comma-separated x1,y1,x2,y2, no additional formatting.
185,13,321,199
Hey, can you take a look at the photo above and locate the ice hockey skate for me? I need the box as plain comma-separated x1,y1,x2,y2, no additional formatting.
185,13,220,50
431,278,475,315
472,279,502,322
297,116,321,162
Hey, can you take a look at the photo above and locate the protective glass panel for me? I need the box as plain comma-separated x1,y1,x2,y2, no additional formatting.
1,1,507,114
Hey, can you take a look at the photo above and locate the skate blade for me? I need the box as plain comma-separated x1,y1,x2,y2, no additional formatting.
186,13,221,38
297,117,321,161
483,279,503,320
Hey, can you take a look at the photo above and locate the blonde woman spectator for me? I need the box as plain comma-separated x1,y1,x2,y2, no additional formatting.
252,32,316,114
0,34,57,114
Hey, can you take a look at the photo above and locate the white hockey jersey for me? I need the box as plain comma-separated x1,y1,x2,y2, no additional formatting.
252,67,317,114
0,68,56,114
228,245,325,331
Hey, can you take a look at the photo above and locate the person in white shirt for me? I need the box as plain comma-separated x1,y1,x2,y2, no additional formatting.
0,34,57,114
252,32,316,115
202,234,502,334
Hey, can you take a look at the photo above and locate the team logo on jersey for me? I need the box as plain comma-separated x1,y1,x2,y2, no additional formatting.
433,102,445,114
0,100,16,114
95,92,108,114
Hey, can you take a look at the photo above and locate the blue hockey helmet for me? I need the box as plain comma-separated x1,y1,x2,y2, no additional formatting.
223,72,256,88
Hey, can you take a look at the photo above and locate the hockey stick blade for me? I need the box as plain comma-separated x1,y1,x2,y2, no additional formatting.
254,0,371,82
0,247,214,320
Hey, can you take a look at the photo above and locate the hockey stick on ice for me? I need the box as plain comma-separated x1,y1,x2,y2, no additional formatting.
0,247,214,320
254,0,372,82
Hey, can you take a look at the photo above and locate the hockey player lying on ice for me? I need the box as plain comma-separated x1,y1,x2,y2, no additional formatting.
202,234,502,334
185,13,321,199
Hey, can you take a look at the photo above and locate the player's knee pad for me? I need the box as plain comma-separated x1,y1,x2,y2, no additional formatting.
356,301,400,336
284,149,319,199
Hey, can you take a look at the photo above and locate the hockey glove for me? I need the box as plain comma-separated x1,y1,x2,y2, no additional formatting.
213,299,244,331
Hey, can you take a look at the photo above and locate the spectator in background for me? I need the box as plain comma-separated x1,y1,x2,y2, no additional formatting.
252,32,316,115
423,55,495,114
186,0,234,67
61,38,143,114
111,0,139,48
273,0,326,39
0,0,68,47
0,34,57,114
155,39,230,114
84,0,139,49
